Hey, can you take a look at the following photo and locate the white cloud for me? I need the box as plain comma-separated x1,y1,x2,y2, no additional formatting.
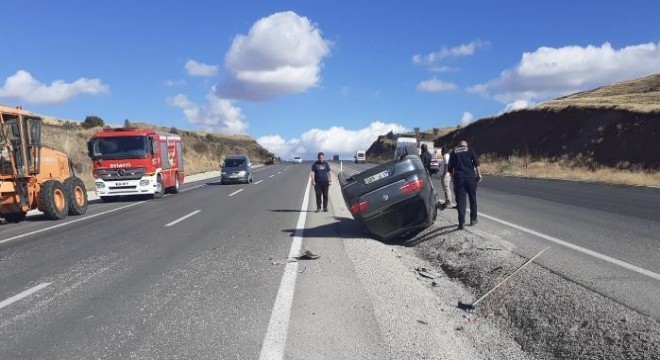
0,70,108,105
503,99,534,113
470,42,660,104
413,40,488,65
216,11,331,101
460,112,474,126
185,60,219,77
168,89,247,134
258,121,409,160
164,79,186,87
429,66,458,73
416,78,458,92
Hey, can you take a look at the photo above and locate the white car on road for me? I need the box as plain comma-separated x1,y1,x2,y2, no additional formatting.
293,156,303,164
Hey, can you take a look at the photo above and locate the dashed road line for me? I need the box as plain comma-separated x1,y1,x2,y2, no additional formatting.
254,180,264,185
0,283,51,310
165,210,201,227
228,189,244,197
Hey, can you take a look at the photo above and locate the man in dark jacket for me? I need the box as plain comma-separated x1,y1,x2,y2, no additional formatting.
448,140,482,229
420,143,433,175
310,152,332,213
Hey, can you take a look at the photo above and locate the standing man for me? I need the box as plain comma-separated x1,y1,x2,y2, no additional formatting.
448,140,482,230
420,143,433,175
440,147,456,208
311,152,332,213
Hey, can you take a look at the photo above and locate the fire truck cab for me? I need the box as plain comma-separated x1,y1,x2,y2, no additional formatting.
88,128,184,201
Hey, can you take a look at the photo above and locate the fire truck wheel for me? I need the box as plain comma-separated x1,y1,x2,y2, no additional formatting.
168,173,180,194
3,211,27,223
39,180,69,220
152,175,164,199
64,177,88,215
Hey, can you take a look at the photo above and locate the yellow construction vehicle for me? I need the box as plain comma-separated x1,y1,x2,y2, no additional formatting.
0,105,88,223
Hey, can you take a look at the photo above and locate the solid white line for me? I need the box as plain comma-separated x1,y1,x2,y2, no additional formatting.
228,189,244,197
269,175,275,178
254,180,264,185
165,210,201,227
479,212,660,281
0,283,51,310
259,177,311,360
0,202,145,246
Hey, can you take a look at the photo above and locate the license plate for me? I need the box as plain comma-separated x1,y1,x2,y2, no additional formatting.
364,170,391,185
115,182,129,186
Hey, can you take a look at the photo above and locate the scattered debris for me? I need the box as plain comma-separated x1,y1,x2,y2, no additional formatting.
476,247,502,251
458,246,550,312
298,266,307,273
271,261,285,265
294,250,320,260
415,266,441,279
417,320,428,325
488,266,503,274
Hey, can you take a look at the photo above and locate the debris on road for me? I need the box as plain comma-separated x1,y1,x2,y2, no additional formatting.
417,320,428,325
415,266,442,279
293,249,320,260
458,246,550,312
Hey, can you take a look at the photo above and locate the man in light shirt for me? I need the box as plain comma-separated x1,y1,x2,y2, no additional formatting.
440,147,456,208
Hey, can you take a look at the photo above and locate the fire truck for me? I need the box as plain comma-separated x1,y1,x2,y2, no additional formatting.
87,128,184,201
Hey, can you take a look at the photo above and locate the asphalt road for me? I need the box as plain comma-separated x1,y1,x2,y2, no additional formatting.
0,164,310,359
341,162,660,319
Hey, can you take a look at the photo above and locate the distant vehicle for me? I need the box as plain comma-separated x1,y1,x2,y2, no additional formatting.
265,156,274,165
0,105,88,223
293,156,303,164
419,141,439,174
88,127,184,201
332,155,340,161
221,155,253,184
394,137,418,160
355,150,366,164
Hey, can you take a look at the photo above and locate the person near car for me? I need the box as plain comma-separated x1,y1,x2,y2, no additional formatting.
310,152,332,213
440,147,456,208
448,140,482,229
420,143,433,175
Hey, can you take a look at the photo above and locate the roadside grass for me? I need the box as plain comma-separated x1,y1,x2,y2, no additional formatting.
480,154,660,187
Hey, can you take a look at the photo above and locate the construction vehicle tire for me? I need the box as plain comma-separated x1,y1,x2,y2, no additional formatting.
4,212,27,223
39,180,69,220
64,177,88,215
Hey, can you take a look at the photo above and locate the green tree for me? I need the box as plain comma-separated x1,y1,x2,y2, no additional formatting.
123,119,131,128
433,128,439,136
82,115,104,129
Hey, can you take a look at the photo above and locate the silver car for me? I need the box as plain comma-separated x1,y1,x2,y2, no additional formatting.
220,155,253,184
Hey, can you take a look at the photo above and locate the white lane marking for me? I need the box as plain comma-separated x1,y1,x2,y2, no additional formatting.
165,210,201,227
479,212,660,281
0,202,145,246
0,283,51,310
254,180,264,185
269,175,275,178
228,189,244,197
180,183,207,192
277,171,282,174
259,177,311,360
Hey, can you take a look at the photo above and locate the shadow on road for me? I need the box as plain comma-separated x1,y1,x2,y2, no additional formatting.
282,216,368,239
269,209,315,213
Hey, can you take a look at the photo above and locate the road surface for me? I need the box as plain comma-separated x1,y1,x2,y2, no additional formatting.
342,162,660,319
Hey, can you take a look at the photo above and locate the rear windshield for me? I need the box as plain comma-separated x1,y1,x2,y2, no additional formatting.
224,158,246,167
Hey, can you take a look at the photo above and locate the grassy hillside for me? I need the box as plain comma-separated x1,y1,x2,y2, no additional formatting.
41,121,271,188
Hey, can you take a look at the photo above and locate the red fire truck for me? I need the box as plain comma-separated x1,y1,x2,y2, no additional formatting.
87,128,184,201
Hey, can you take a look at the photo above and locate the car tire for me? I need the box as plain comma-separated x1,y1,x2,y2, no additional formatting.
151,175,164,199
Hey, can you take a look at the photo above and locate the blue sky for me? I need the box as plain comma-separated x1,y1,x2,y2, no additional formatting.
2,0,659,158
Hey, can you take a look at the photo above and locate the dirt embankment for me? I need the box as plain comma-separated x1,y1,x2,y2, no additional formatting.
41,123,271,188
435,107,660,170
406,217,660,360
